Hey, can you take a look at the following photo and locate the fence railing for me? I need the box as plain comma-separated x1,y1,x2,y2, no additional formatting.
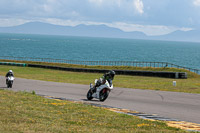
0,56,199,74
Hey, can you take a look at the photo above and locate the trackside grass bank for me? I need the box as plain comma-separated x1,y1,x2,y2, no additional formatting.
0,65,200,93
0,59,198,77
0,89,188,133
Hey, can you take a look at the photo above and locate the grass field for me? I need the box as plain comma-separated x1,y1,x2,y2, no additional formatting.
0,61,198,132
0,89,188,133
0,63,200,93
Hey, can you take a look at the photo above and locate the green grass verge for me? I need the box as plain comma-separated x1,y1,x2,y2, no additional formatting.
0,89,188,133
0,65,200,93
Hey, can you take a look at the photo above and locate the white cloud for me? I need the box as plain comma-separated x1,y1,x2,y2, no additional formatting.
0,18,30,27
0,0,198,35
180,27,193,31
42,18,83,26
87,0,144,17
88,0,103,4
89,0,122,7
193,0,200,6
134,0,144,14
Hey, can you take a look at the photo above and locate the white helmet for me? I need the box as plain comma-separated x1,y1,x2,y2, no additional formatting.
9,70,13,73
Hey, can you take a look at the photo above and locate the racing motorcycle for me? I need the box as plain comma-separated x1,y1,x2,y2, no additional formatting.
87,79,113,102
6,76,15,88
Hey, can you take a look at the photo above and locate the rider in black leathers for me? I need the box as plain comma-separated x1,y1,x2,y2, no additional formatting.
5,70,14,84
92,70,115,93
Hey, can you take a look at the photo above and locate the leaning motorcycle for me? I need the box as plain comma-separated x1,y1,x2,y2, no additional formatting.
6,76,14,88
87,79,113,102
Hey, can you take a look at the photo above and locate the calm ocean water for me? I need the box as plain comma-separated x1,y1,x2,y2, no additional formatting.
0,33,200,69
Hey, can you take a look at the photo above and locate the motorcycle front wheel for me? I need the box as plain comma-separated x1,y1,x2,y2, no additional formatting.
99,89,109,102
87,89,93,100
7,82,10,88
10,83,12,88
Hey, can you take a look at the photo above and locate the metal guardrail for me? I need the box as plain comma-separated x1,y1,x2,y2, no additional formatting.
0,62,26,67
0,56,199,74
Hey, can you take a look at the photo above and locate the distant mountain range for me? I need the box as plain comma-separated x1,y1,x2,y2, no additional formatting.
0,22,200,42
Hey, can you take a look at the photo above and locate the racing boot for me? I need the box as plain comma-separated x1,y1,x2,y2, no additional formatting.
91,86,96,93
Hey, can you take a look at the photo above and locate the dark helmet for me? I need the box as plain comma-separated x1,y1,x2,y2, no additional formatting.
107,70,115,80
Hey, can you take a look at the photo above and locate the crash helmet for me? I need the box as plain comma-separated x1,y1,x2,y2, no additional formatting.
9,70,13,73
107,70,115,80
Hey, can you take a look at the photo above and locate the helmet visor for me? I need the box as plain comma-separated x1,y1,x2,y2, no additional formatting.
110,74,114,80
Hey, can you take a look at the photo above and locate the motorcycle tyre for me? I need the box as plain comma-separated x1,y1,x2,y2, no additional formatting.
99,89,109,102
87,89,93,100
10,81,13,88
7,82,12,88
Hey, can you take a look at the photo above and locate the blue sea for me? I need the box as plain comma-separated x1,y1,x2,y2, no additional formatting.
0,33,200,69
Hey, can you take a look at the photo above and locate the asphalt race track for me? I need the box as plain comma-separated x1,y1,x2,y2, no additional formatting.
0,76,200,124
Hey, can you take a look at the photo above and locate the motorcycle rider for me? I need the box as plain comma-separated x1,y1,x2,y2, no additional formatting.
5,70,14,84
91,70,115,93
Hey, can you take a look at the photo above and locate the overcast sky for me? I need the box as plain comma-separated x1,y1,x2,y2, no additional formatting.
0,0,200,35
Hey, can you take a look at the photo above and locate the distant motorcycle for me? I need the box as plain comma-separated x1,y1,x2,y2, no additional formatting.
87,79,113,102
6,76,14,88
